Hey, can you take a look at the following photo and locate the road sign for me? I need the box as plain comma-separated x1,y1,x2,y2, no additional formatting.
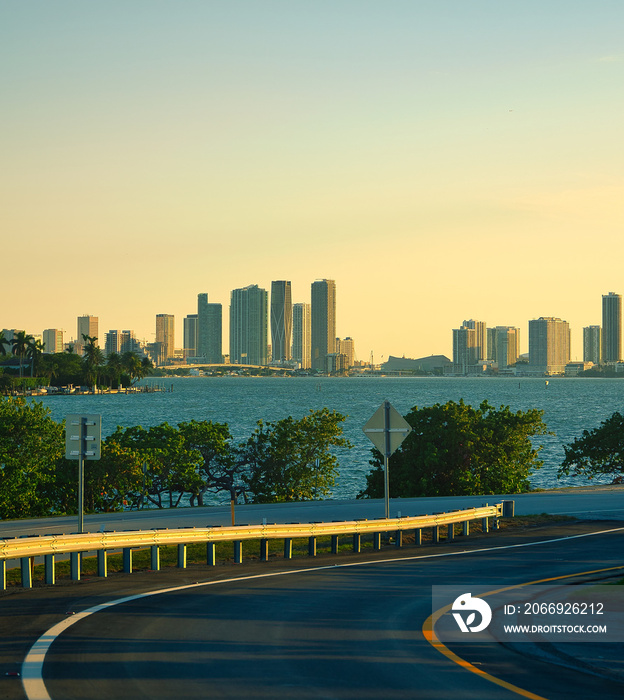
65,414,102,460
363,400,411,519
363,400,411,457
65,414,101,534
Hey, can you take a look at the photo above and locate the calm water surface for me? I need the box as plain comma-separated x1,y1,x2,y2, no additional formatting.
37,377,624,500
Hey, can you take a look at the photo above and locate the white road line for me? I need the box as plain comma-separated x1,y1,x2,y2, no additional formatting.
21,525,624,700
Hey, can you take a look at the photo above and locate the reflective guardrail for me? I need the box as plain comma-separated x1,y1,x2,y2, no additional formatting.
1,503,507,590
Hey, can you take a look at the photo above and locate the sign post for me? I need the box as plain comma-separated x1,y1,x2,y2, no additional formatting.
363,400,411,518
65,414,101,533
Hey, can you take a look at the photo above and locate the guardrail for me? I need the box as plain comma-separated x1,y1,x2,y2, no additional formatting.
1,502,509,590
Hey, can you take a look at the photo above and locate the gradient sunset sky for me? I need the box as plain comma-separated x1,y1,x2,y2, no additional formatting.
3,1,623,361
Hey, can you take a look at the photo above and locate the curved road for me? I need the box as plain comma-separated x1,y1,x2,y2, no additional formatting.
24,525,624,700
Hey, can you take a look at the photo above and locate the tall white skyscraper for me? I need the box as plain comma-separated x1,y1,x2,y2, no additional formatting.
311,279,336,371
292,303,311,369
270,281,292,363
529,317,570,375
230,285,268,365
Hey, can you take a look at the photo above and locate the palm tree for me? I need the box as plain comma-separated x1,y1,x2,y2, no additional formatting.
82,334,104,390
27,338,45,378
105,352,124,389
11,331,34,378
0,331,9,356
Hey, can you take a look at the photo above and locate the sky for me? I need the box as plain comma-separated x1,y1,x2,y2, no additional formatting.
2,1,624,362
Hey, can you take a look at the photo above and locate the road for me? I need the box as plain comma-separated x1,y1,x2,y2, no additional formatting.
17,522,624,700
2,486,624,539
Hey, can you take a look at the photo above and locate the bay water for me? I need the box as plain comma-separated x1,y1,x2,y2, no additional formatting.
36,376,624,502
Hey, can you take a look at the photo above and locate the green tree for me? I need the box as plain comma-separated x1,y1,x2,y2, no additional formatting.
0,398,64,519
558,411,624,483
177,419,236,506
240,408,351,503
11,331,34,378
82,335,104,389
27,338,45,378
359,399,548,499
0,331,9,356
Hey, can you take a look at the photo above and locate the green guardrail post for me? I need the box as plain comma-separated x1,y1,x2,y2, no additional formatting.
70,552,81,581
395,530,403,548
207,542,216,566
260,538,269,562
0,560,6,590
447,524,455,541
21,557,33,589
353,533,361,553
234,541,243,564
432,525,439,544
178,544,187,568
308,536,317,557
463,520,470,537
123,548,133,574
415,528,422,546
284,538,293,559
373,532,381,550
45,554,55,585
482,517,489,534
97,550,108,577
151,545,160,571
331,534,339,554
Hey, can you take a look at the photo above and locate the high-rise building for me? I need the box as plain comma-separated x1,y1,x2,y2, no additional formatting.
105,330,122,356
270,281,292,363
583,325,601,364
42,329,64,354
528,317,570,375
311,279,336,371
184,314,198,359
292,302,311,369
337,337,355,368
229,285,268,365
155,314,175,363
494,326,520,370
76,315,98,354
452,325,476,373
463,319,486,361
197,293,223,363
601,292,622,364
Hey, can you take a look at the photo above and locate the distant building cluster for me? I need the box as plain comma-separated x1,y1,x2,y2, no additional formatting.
448,292,623,376
1,279,358,373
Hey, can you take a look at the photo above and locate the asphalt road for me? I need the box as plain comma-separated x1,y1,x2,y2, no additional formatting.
18,523,624,700
2,486,624,540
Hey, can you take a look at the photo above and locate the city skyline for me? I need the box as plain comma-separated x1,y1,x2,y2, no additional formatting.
3,3,624,361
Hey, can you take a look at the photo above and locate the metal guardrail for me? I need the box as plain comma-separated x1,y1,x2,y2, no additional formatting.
1,503,507,590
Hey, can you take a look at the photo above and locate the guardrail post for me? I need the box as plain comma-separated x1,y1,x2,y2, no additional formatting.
415,528,422,546
284,538,293,559
308,537,317,557
502,500,515,517
373,532,381,550
331,535,339,554
21,557,33,589
447,524,455,541
97,550,108,577
395,530,403,548
207,542,216,566
123,548,133,574
260,538,269,562
70,552,81,580
1,560,6,590
353,533,361,553
463,520,470,536
151,545,160,571
234,541,243,564
482,517,489,533
178,544,187,568
493,517,500,530
45,554,55,585
432,525,439,544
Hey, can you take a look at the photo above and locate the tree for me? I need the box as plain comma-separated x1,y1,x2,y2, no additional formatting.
82,335,104,389
0,331,9,356
177,420,236,506
10,331,34,378
27,338,45,377
0,398,65,519
558,411,624,483
240,408,351,503
359,400,548,499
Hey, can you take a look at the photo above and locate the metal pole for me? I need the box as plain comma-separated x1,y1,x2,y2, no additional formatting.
78,452,84,534
384,400,390,519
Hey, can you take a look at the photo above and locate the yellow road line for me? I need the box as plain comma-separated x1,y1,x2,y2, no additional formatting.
422,564,624,700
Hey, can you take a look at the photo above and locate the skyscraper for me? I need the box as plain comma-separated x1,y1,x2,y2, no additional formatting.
601,292,622,364
229,285,268,365
583,325,601,364
311,279,336,371
42,329,64,354
197,293,223,363
452,325,476,374
184,314,198,359
529,317,570,375
270,281,292,363
292,302,311,369
155,314,175,362
494,326,520,370
76,315,98,354
463,319,486,361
